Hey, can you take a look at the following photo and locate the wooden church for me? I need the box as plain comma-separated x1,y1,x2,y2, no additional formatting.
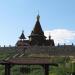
16,14,54,47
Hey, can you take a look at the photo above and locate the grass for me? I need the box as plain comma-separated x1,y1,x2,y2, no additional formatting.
0,51,75,75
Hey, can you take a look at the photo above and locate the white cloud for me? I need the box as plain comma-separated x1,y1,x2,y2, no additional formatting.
44,29,75,45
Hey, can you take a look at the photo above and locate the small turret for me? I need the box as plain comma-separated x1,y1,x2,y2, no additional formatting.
49,33,51,40
19,30,26,40
16,31,28,47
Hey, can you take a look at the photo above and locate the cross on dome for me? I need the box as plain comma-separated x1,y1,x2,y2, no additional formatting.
37,14,40,21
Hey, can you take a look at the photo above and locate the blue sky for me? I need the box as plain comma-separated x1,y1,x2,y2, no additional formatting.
0,0,75,46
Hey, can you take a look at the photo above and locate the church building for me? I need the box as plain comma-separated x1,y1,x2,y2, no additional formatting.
16,14,54,47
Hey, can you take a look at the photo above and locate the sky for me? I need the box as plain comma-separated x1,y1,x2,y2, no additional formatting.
0,0,75,46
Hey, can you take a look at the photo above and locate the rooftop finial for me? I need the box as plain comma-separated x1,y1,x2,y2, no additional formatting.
37,11,40,21
22,30,24,34
19,30,26,39
49,33,51,40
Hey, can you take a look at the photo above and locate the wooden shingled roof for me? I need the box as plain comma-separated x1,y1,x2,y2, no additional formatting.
4,57,58,66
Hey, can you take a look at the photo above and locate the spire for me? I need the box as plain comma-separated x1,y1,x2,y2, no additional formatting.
19,30,26,40
37,13,40,21
31,14,44,35
49,33,51,40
